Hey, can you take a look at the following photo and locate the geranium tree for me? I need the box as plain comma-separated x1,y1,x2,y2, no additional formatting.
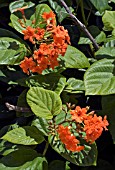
0,0,115,169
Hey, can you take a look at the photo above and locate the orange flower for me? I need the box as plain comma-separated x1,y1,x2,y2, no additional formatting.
53,26,70,45
42,11,56,26
57,125,84,152
22,26,35,44
84,114,109,143
42,11,55,20
20,57,36,75
34,27,45,41
70,106,87,123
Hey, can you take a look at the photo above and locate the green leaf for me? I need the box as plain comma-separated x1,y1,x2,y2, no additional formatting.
64,45,90,69
65,78,85,93
95,47,115,59
95,31,106,44
48,160,65,170
89,0,111,13
0,156,48,170
102,11,115,35
9,0,35,13
34,4,54,28
32,117,49,136
10,14,25,34
78,37,92,45
0,37,26,65
55,110,66,125
110,0,115,2
101,95,115,143
23,73,66,95
104,37,115,47
84,59,115,95
2,126,44,145
27,87,62,119
0,148,38,167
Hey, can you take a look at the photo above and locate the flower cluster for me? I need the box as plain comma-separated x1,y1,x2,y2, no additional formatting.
57,125,84,152
57,106,109,152
70,106,109,143
84,114,109,143
20,11,70,74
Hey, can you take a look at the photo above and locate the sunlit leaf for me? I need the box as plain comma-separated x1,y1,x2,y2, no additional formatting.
84,59,115,95
64,45,90,69
2,126,44,145
0,37,27,65
102,11,115,36
95,47,115,59
89,0,111,13
27,87,62,119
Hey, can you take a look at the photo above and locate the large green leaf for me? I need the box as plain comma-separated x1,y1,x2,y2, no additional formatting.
0,37,26,65
95,47,115,59
0,148,38,167
19,73,66,95
2,126,44,145
89,0,111,13
84,59,115,95
27,87,62,119
102,11,115,36
49,134,97,166
0,156,48,170
101,95,115,143
64,45,90,69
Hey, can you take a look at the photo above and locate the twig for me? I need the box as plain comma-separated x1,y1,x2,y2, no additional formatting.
42,141,49,156
59,0,99,50
5,102,31,112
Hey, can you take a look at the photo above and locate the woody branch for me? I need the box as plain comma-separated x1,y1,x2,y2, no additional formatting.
59,0,99,50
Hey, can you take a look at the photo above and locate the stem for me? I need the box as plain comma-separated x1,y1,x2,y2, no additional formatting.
86,7,92,23
59,0,99,50
80,0,87,26
42,141,49,156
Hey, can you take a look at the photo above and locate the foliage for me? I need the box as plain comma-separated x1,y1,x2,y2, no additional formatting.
0,0,115,169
